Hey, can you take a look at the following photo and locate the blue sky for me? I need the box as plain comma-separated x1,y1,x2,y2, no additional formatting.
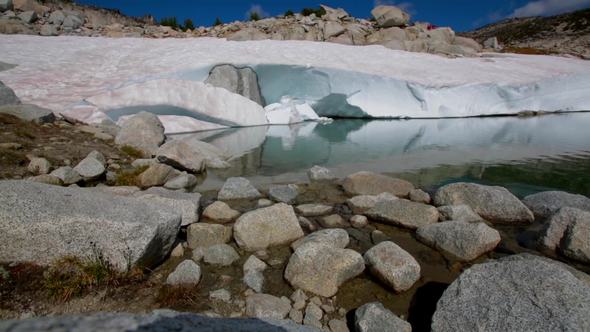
76,0,590,32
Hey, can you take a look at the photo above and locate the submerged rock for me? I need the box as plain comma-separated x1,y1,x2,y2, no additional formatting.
366,199,439,230
434,182,534,224
115,111,165,157
523,191,590,219
364,241,421,292
307,165,336,182
234,203,304,251
431,256,590,331
0,180,181,270
269,184,299,204
355,302,411,332
218,177,262,200
416,221,501,261
342,171,414,197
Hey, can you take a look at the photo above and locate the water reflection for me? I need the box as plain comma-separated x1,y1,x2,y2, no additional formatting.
173,113,590,195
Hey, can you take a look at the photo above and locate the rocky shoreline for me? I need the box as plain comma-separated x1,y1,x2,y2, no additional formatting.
0,103,589,331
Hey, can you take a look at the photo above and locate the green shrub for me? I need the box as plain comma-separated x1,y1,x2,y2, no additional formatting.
249,11,261,21
301,7,326,17
214,17,223,26
183,18,195,31
284,10,294,17
160,16,179,29
120,145,144,158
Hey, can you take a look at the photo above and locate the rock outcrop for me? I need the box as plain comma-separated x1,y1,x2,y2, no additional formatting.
0,180,181,270
205,64,265,106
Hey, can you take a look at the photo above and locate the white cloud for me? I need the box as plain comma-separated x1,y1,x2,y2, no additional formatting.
246,4,268,19
510,0,590,17
373,0,415,14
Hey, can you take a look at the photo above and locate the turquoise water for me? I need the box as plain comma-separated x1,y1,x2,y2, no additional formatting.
170,113,590,197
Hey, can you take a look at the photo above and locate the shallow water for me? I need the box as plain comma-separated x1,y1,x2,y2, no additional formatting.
170,113,590,197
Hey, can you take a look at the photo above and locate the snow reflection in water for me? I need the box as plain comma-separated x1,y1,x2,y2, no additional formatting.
169,113,590,196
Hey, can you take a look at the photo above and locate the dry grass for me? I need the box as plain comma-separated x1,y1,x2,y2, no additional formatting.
120,145,145,159
155,285,202,310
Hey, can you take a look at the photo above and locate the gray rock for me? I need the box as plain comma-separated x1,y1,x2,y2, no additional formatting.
355,302,411,332
258,198,273,208
307,165,336,182
437,204,484,223
203,244,240,266
48,10,65,25
244,255,267,292
157,137,228,173
269,184,299,204
499,253,590,285
202,201,240,223
562,217,590,263
328,319,349,332
187,223,232,249
303,302,323,329
346,193,397,214
138,163,178,188
291,228,350,251
371,5,410,28
324,21,345,39
295,204,334,217
434,182,534,224
0,104,55,123
523,191,590,219
218,177,262,200
246,293,292,320
39,23,58,36
0,0,12,12
350,215,368,228
50,166,81,185
290,309,304,324
284,242,365,297
431,257,590,332
227,28,269,41
210,289,232,302
234,203,304,251
164,172,198,190
166,260,201,286
539,207,589,252
409,188,431,204
342,171,414,197
0,310,320,331
131,158,157,169
366,199,439,230
26,174,62,186
115,111,165,157
364,241,421,292
27,157,51,175
319,214,349,228
62,15,82,30
135,187,201,226
205,64,264,106
73,153,105,180
17,10,36,23
0,180,181,270
416,221,501,261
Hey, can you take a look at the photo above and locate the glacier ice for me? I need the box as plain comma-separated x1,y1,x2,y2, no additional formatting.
0,35,589,132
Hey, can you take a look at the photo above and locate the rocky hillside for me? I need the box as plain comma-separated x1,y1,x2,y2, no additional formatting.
463,8,590,58
0,1,485,57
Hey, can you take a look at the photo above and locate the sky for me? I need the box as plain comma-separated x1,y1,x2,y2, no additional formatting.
76,0,590,32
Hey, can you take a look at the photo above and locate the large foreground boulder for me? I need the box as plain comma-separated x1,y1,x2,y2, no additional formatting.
0,310,320,332
0,80,20,106
205,64,264,106
431,256,590,331
115,111,165,157
0,104,55,124
522,191,590,219
343,171,414,197
233,203,304,251
0,180,181,271
434,182,534,224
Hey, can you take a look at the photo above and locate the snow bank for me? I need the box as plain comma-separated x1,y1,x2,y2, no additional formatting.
0,35,589,126
264,96,331,125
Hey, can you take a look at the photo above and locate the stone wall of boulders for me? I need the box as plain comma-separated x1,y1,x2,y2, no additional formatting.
0,1,487,57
